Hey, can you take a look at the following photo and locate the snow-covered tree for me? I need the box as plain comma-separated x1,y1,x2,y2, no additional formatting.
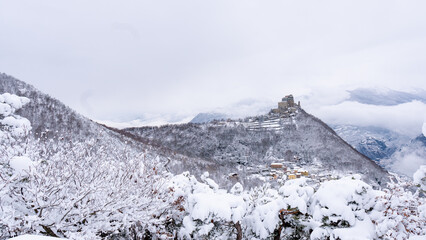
166,172,426,240
168,172,245,239
0,93,177,239
0,93,33,237
0,93,31,158
2,138,177,239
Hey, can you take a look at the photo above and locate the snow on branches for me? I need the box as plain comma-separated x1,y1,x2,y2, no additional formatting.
2,139,175,239
0,93,31,138
166,172,425,240
0,93,31,159
0,93,175,239
371,173,426,239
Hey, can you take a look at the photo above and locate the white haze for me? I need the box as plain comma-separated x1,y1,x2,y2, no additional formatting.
309,101,426,137
0,0,425,135
389,151,426,177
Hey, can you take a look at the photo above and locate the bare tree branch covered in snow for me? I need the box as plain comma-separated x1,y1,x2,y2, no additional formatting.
0,93,177,239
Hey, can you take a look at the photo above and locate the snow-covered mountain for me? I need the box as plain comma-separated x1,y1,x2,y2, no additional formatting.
347,88,426,106
124,109,389,186
0,73,111,141
332,123,426,177
331,125,410,163
0,73,168,164
187,112,424,181
190,112,228,123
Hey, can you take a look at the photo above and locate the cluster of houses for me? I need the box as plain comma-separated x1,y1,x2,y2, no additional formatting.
266,161,340,183
227,158,341,186
270,162,309,180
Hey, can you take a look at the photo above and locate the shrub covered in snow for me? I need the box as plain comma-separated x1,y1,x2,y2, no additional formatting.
309,175,379,239
0,93,31,159
165,172,425,240
1,140,175,239
0,93,33,238
0,93,31,138
371,174,426,239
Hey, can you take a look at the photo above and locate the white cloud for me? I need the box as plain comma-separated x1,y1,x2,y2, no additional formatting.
96,116,193,129
384,146,426,177
310,101,426,137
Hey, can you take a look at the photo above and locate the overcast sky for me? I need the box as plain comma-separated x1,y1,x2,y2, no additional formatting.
1,0,426,135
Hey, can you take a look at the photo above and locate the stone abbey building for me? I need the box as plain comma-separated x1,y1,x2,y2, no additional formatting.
271,94,301,114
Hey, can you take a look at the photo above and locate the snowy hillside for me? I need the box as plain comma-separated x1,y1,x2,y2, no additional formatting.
332,123,426,178
332,125,410,163
0,73,111,141
0,73,169,159
125,109,389,187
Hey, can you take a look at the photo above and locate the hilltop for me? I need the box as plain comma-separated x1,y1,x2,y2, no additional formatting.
124,95,389,187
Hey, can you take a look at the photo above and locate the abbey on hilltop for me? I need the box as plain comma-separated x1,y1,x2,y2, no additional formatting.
270,94,301,115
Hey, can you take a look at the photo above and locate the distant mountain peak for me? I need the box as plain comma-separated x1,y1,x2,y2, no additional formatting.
190,112,228,124
348,88,426,106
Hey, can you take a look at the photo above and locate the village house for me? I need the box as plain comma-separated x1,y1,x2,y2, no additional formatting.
288,174,297,180
270,163,283,169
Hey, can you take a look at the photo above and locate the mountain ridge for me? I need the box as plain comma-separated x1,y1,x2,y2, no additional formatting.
348,88,426,106
124,107,389,186
1,73,389,187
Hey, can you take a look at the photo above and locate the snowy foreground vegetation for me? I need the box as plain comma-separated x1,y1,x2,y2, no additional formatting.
1,93,425,239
